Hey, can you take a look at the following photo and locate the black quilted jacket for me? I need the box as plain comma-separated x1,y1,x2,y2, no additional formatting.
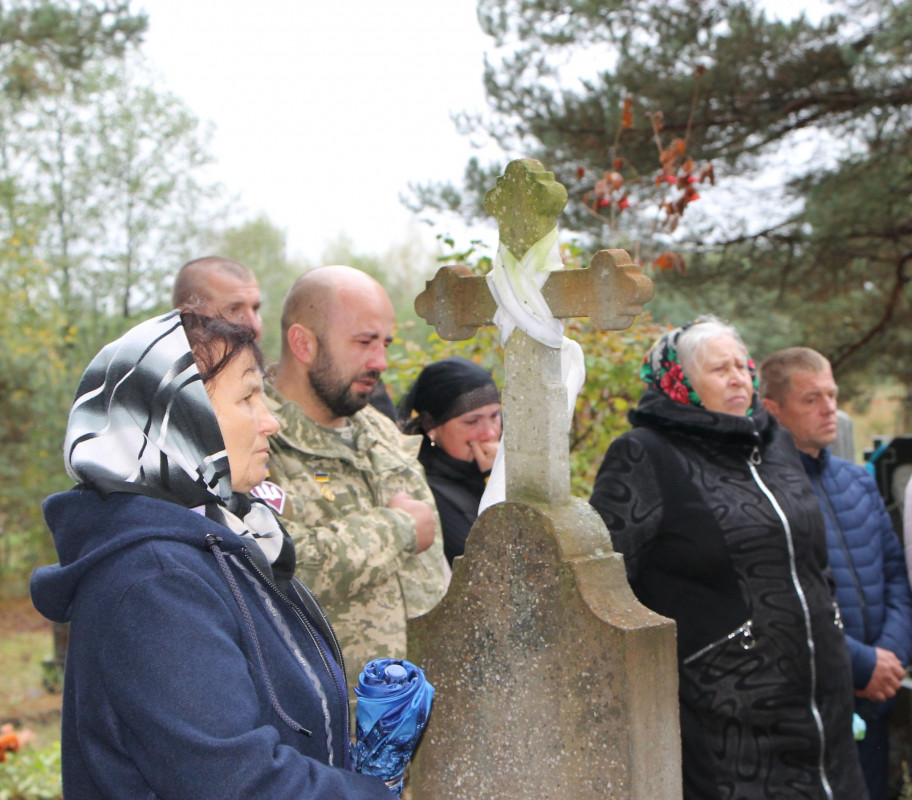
590,389,868,800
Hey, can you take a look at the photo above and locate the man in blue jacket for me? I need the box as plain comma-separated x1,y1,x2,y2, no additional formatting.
760,347,912,800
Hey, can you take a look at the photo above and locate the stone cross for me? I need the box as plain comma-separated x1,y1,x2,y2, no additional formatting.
408,159,682,799
415,158,653,505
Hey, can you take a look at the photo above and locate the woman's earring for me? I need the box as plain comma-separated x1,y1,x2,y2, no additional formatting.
429,436,437,447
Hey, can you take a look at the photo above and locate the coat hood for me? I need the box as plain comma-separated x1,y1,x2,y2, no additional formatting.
30,489,244,624
630,387,774,450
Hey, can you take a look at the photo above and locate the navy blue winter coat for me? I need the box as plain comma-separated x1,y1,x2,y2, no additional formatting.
30,489,391,800
799,449,912,694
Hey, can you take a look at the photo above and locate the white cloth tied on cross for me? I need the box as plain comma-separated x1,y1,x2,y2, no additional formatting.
478,226,586,513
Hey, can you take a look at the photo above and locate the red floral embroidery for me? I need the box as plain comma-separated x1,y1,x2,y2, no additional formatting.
669,384,690,404
660,364,691,405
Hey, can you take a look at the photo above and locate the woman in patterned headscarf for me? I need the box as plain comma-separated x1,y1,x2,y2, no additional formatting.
30,310,393,800
589,315,867,800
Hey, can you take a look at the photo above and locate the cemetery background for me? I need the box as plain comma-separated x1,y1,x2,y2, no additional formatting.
3,0,911,592
2,0,911,795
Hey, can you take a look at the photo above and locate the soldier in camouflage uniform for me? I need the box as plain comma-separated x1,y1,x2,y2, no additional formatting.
253,265,449,698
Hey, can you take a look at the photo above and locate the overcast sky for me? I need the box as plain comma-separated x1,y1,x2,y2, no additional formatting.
138,1,828,266
139,0,495,264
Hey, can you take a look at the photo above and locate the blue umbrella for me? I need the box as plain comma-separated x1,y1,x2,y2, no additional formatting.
353,658,434,796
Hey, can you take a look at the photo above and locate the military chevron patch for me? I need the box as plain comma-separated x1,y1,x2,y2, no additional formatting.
250,480,286,515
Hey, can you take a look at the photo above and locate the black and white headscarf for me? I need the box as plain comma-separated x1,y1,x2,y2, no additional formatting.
64,310,232,507
65,309,294,585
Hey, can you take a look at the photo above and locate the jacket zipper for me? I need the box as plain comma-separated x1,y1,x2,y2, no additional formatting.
683,619,755,665
239,549,350,764
289,575,351,739
748,450,834,800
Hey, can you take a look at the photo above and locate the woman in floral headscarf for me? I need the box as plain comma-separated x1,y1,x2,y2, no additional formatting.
589,315,867,800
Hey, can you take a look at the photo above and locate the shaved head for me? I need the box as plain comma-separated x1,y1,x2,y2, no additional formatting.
280,265,389,351
275,265,395,426
172,256,263,342
172,257,255,308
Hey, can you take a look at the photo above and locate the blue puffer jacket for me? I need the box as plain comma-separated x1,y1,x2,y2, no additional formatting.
800,448,912,693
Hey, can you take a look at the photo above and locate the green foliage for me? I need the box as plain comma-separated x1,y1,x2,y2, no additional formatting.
0,225,75,583
0,743,62,800
385,323,504,408
409,0,912,415
385,240,666,497
0,56,226,327
568,317,662,494
0,0,146,98
81,62,223,319
0,16,225,587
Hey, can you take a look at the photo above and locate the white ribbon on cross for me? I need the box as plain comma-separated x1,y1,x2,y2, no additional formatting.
478,226,586,513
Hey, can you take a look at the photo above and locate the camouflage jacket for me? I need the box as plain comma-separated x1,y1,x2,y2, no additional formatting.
259,383,449,691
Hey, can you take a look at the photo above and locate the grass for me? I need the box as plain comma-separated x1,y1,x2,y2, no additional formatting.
0,599,61,753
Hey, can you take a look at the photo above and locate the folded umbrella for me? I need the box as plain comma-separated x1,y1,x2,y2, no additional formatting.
354,658,434,797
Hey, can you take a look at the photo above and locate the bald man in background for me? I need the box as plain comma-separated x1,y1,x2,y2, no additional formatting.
172,256,263,342
253,265,448,699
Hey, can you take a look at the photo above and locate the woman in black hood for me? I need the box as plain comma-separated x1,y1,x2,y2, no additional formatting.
399,357,501,565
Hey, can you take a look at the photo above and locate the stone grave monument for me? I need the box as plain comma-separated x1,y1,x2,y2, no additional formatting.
408,159,682,799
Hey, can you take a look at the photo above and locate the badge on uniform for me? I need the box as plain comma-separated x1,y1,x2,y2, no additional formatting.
250,480,286,515
314,472,335,502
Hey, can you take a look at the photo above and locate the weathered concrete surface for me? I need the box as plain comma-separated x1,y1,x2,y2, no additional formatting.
503,330,569,505
408,499,682,800
414,249,654,344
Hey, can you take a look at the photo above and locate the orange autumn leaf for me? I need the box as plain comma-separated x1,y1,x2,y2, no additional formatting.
0,729,19,762
621,95,634,129
652,251,687,274
695,162,715,185
605,171,624,191
650,111,665,135
660,138,687,168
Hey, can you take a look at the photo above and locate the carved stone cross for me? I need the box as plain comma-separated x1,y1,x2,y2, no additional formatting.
409,165,679,800
415,158,654,505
